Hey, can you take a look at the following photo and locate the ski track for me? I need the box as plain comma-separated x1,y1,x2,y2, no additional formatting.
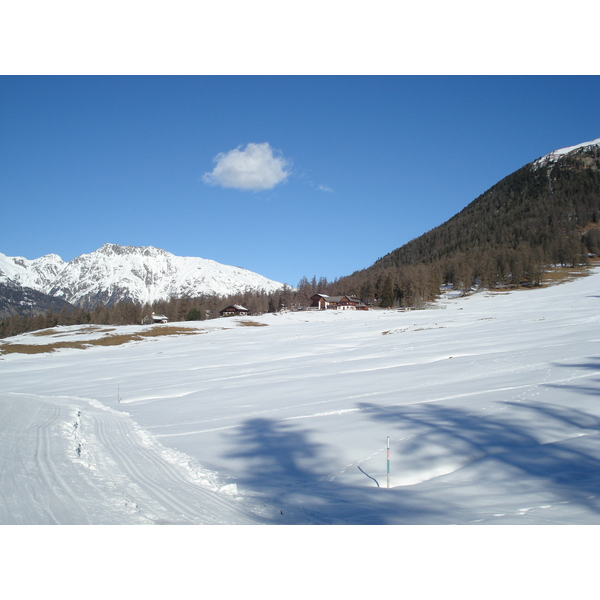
0,393,265,525
1,397,95,524
90,410,259,524
32,404,80,524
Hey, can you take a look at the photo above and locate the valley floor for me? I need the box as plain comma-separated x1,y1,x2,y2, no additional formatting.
2,268,600,525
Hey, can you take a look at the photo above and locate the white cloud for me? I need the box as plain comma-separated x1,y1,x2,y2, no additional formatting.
203,142,290,191
317,184,333,193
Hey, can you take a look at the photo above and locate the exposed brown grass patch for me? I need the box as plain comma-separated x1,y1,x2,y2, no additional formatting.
76,327,116,335
541,262,598,286
0,341,90,354
237,320,269,327
138,325,202,337
482,260,599,293
31,328,62,337
32,326,117,337
0,325,204,355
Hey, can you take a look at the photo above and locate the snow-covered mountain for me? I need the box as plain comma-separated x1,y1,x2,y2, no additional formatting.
0,244,285,309
532,136,600,168
0,252,67,290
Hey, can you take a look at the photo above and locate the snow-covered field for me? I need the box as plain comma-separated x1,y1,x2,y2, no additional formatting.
3,268,599,595
2,268,600,526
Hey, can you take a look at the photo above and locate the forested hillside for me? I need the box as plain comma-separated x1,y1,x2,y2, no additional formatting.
0,281,74,320
333,140,600,306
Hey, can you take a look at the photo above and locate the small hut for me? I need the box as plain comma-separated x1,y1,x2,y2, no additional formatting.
142,312,169,325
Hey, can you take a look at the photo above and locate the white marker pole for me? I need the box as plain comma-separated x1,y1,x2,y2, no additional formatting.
387,436,390,488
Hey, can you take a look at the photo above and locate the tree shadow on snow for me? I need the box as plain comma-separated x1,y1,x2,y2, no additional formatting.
544,357,600,398
225,417,450,524
359,395,600,520
225,358,600,524
550,356,600,372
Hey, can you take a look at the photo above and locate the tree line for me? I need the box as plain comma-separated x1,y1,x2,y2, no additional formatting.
0,283,324,338
0,264,444,339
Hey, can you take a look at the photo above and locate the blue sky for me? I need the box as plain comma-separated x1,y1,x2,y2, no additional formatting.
2,75,600,286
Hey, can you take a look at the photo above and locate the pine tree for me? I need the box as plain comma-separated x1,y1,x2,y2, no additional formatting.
185,307,203,321
379,276,395,308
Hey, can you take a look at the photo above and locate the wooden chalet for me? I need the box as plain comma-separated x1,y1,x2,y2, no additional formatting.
219,304,250,317
310,294,367,310
142,312,169,324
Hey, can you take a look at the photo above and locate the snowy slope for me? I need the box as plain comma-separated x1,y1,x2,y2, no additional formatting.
0,244,285,308
532,136,600,168
0,252,66,289
47,244,285,306
2,266,600,524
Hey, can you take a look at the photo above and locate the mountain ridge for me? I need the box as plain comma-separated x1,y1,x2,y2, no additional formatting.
532,137,600,168
0,244,285,312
